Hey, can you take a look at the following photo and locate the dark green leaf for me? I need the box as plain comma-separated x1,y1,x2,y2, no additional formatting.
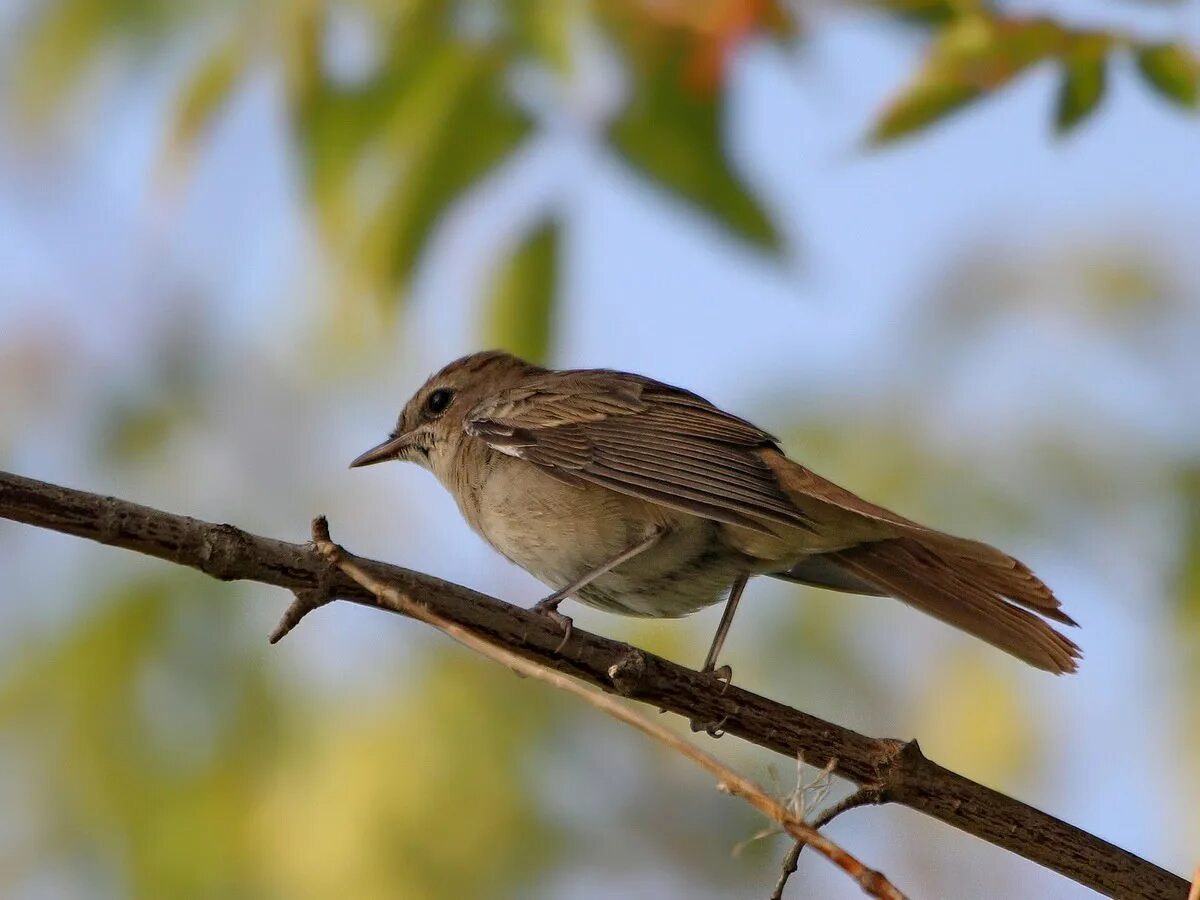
1136,43,1200,109
1056,45,1108,133
610,40,781,252
484,220,559,365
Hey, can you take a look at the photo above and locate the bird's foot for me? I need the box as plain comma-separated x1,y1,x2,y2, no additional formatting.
532,592,574,652
690,713,731,739
689,664,734,737
703,663,734,690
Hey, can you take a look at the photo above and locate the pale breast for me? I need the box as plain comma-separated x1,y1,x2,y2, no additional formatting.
468,455,750,618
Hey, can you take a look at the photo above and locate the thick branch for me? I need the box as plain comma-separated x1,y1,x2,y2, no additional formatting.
0,471,1188,900
311,516,903,899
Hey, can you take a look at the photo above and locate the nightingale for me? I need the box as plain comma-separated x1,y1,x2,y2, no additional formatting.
351,350,1080,679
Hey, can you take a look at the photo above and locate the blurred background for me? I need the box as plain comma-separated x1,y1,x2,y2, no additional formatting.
1,1,1198,897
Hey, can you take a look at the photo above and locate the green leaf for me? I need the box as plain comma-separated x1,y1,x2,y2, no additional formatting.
1177,467,1200,624
877,0,979,26
1055,43,1108,133
509,0,573,72
163,32,246,169
869,16,1062,144
364,46,531,298
292,4,532,301
11,0,183,118
484,220,559,364
870,78,980,143
1135,43,1200,109
610,39,780,252
296,2,449,230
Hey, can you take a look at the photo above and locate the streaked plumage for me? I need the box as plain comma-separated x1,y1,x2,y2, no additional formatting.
352,350,1081,674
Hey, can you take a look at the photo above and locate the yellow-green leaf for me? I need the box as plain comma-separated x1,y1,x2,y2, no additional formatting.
1056,45,1108,133
869,15,1061,144
510,0,573,73
484,220,559,364
1177,467,1200,625
163,33,246,170
878,0,977,26
11,0,183,119
1136,43,1200,109
870,78,980,143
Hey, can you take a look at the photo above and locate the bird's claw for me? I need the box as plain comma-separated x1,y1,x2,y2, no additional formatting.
690,714,730,739
707,663,733,691
533,594,574,652
689,665,733,736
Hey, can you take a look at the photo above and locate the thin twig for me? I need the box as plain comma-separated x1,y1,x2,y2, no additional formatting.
771,786,884,900
268,588,331,643
310,516,905,900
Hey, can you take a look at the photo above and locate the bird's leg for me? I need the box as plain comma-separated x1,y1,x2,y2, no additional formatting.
700,574,748,680
691,574,748,737
533,527,665,649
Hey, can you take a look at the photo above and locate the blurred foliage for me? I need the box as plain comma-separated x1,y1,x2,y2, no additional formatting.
1177,467,1200,701
1135,42,1200,109
0,577,286,896
485,219,560,363
604,3,783,252
912,651,1037,783
252,652,558,899
869,11,1199,142
0,575,562,897
8,0,1198,337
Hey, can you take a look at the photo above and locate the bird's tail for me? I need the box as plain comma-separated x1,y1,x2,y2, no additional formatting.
803,535,1081,674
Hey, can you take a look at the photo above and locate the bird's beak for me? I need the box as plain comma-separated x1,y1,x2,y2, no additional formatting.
349,433,413,468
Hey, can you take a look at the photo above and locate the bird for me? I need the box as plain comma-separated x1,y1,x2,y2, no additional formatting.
350,350,1080,683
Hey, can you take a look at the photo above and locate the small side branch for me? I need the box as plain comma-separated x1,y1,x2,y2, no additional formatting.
772,786,885,900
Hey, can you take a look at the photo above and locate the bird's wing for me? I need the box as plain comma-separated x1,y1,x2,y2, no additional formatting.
464,369,814,533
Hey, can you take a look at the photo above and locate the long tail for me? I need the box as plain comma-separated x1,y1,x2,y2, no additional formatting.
779,535,1081,674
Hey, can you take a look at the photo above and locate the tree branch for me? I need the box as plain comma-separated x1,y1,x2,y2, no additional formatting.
0,471,1188,900
309,515,904,899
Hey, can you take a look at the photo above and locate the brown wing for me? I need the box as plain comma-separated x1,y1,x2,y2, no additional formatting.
465,369,814,533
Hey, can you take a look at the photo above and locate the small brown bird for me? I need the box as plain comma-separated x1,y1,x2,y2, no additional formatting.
352,351,1080,678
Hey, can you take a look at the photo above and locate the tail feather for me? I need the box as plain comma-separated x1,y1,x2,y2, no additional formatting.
826,537,1081,674
916,532,1077,626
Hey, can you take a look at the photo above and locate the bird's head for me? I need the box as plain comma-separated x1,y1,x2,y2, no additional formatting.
349,350,538,480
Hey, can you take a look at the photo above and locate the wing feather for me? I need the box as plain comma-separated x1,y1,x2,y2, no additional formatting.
466,370,812,533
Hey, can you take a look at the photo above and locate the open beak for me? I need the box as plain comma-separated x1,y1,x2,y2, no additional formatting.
349,433,412,468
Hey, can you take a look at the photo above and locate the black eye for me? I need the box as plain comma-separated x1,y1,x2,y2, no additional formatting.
424,388,453,415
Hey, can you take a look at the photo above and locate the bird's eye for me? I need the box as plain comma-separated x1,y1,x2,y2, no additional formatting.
424,388,454,416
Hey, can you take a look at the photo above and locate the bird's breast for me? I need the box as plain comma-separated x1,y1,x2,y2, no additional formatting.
468,458,748,618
